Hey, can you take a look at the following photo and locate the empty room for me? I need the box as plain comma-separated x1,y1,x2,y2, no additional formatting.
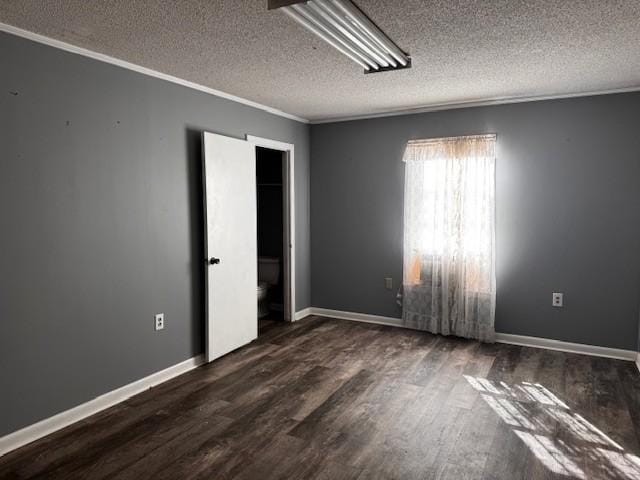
1,1,640,479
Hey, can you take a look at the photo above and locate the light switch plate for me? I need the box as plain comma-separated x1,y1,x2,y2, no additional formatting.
385,277,393,290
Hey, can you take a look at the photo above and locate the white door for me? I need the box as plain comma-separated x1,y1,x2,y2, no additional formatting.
203,132,257,362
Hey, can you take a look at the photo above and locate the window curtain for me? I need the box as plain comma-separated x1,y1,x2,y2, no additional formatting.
401,134,496,342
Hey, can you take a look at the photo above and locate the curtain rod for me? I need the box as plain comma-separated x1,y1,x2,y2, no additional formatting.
407,134,496,145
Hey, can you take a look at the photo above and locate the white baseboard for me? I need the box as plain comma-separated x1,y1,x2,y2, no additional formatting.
305,307,637,363
0,355,204,457
494,333,636,362
3,312,637,457
294,307,312,321
308,307,405,328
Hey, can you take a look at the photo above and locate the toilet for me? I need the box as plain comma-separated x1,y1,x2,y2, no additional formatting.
257,256,280,318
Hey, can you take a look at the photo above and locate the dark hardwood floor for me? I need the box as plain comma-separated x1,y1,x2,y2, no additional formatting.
2,315,640,479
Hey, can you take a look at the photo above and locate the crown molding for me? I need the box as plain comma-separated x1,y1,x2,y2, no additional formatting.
4,22,639,128
310,86,640,124
0,22,309,124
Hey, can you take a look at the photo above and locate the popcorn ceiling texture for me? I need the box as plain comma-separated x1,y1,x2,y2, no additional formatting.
1,0,639,121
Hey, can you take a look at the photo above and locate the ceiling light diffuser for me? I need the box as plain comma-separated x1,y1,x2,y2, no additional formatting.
269,0,411,73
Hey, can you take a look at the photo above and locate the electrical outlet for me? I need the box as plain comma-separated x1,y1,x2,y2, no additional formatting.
154,313,165,331
385,277,393,290
552,293,563,308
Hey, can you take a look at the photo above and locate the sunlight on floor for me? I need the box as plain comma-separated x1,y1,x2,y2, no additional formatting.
464,376,640,479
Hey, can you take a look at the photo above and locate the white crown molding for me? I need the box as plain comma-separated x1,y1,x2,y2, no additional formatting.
301,307,637,362
0,355,204,457
4,22,639,127
0,23,309,124
310,86,640,124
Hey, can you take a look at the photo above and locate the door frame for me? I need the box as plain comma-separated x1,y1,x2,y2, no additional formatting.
246,134,296,323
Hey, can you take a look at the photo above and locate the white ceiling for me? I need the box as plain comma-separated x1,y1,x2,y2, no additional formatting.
2,0,639,122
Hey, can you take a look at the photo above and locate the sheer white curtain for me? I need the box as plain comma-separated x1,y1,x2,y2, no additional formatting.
402,135,496,342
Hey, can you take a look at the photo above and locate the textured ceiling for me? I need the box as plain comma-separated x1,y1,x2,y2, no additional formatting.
1,0,640,122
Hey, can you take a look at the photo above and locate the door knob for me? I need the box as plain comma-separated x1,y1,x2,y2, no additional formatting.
209,257,221,265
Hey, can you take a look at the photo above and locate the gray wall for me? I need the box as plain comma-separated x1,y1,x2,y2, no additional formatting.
0,32,310,436
311,93,640,350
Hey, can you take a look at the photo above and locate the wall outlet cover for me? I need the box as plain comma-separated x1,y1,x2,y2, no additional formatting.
155,313,165,330
384,277,393,290
552,293,563,308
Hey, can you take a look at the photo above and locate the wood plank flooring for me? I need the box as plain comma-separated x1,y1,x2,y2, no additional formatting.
2,315,640,479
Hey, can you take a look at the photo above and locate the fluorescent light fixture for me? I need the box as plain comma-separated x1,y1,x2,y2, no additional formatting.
269,0,411,73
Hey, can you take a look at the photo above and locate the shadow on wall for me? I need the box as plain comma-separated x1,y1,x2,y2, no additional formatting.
185,127,206,355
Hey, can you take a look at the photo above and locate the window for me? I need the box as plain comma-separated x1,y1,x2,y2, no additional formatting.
401,134,496,341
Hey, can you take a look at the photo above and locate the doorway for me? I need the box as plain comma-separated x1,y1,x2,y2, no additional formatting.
256,147,285,334
248,135,295,329
202,132,295,362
